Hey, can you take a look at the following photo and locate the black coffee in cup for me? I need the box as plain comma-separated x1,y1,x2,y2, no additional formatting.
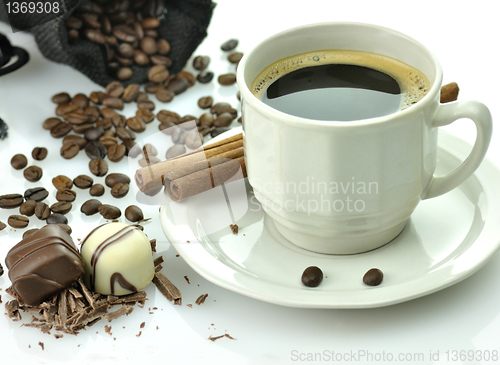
251,50,430,121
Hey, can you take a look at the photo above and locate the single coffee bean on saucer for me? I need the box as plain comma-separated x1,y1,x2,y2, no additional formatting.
73,174,93,189
46,213,68,225
125,205,144,222
81,199,102,216
11,154,28,170
34,202,51,220
363,268,384,286
52,175,73,190
89,184,105,197
301,266,323,287
56,189,77,202
111,183,129,198
50,201,72,215
105,173,130,188
19,199,36,216
0,194,24,209
32,147,48,161
8,215,29,228
89,158,108,177
98,204,121,219
24,187,49,202
24,166,43,182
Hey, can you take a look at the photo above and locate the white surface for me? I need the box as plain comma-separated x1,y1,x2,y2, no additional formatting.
0,1,499,364
161,128,500,308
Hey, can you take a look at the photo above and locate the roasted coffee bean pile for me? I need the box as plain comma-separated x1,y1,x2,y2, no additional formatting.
66,0,171,80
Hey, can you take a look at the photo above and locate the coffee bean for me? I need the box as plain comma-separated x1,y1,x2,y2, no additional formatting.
221,39,238,51
89,158,108,177
89,184,105,197
157,109,180,123
197,96,213,109
11,154,28,170
228,51,243,64
171,128,187,144
141,17,160,29
64,111,88,125
52,92,71,104
73,174,94,189
167,78,189,95
84,127,105,141
115,127,136,141
96,118,112,130
35,202,51,220
56,103,78,116
19,199,36,216
150,55,172,67
102,96,124,110
144,82,164,94
23,228,39,239
85,141,107,159
50,121,72,138
148,64,169,83
0,194,24,209
8,215,29,229
199,112,215,128
60,142,80,159
0,221,6,231
210,127,231,138
122,84,140,102
52,175,73,190
136,108,155,124
363,268,384,286
156,89,175,102
81,199,102,216
166,144,186,159
141,36,158,55
99,135,118,148
24,166,43,182
56,189,77,202
24,187,48,202
63,135,87,149
111,183,129,198
111,114,126,128
125,205,144,222
113,25,136,42
197,71,214,84
211,102,237,116
72,123,94,134
72,93,89,108
177,71,196,87
98,204,121,219
301,266,323,287
52,223,72,235
218,73,237,86
214,112,235,127
192,55,210,71
31,147,48,161
90,91,106,104
142,143,158,156
105,81,124,98
50,201,72,215
134,49,149,65
157,39,170,55
126,117,146,132
138,99,156,111
198,125,211,136
107,144,126,162
84,106,100,122
105,173,131,188
46,213,68,225
84,28,106,44
122,140,140,156
185,129,203,149
117,67,133,80
42,117,62,130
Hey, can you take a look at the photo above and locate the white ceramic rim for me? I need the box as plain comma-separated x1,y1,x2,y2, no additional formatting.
236,21,443,128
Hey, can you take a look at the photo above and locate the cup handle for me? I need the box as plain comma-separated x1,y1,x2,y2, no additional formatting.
423,100,492,200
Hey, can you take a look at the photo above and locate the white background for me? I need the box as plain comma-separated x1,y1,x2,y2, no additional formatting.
1,0,499,364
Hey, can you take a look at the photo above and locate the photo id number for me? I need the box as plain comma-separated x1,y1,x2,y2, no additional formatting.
5,1,60,14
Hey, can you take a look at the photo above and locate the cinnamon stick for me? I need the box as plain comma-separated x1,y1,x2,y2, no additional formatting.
134,133,243,193
440,82,459,103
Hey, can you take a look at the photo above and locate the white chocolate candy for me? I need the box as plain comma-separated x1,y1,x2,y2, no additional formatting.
80,222,154,295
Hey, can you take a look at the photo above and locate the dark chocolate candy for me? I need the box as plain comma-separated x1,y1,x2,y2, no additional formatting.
5,225,84,305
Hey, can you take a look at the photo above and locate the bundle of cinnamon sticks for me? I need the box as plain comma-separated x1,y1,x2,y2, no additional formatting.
135,133,246,202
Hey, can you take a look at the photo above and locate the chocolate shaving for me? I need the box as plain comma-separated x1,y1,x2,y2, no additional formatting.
152,272,182,305
208,335,224,341
5,300,21,320
184,276,190,284
224,334,236,340
230,224,238,234
105,325,112,336
153,256,164,267
195,294,208,305
38,342,44,350
104,306,133,321
150,239,157,253
155,264,163,273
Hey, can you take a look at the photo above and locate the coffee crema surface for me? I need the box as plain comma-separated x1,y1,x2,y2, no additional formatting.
251,50,430,121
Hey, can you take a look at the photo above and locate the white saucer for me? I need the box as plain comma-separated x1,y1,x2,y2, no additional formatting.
160,128,500,308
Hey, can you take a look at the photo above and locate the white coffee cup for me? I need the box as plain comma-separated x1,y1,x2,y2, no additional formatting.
237,22,492,254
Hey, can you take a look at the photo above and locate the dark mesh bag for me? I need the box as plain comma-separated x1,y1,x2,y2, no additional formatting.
0,0,215,86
